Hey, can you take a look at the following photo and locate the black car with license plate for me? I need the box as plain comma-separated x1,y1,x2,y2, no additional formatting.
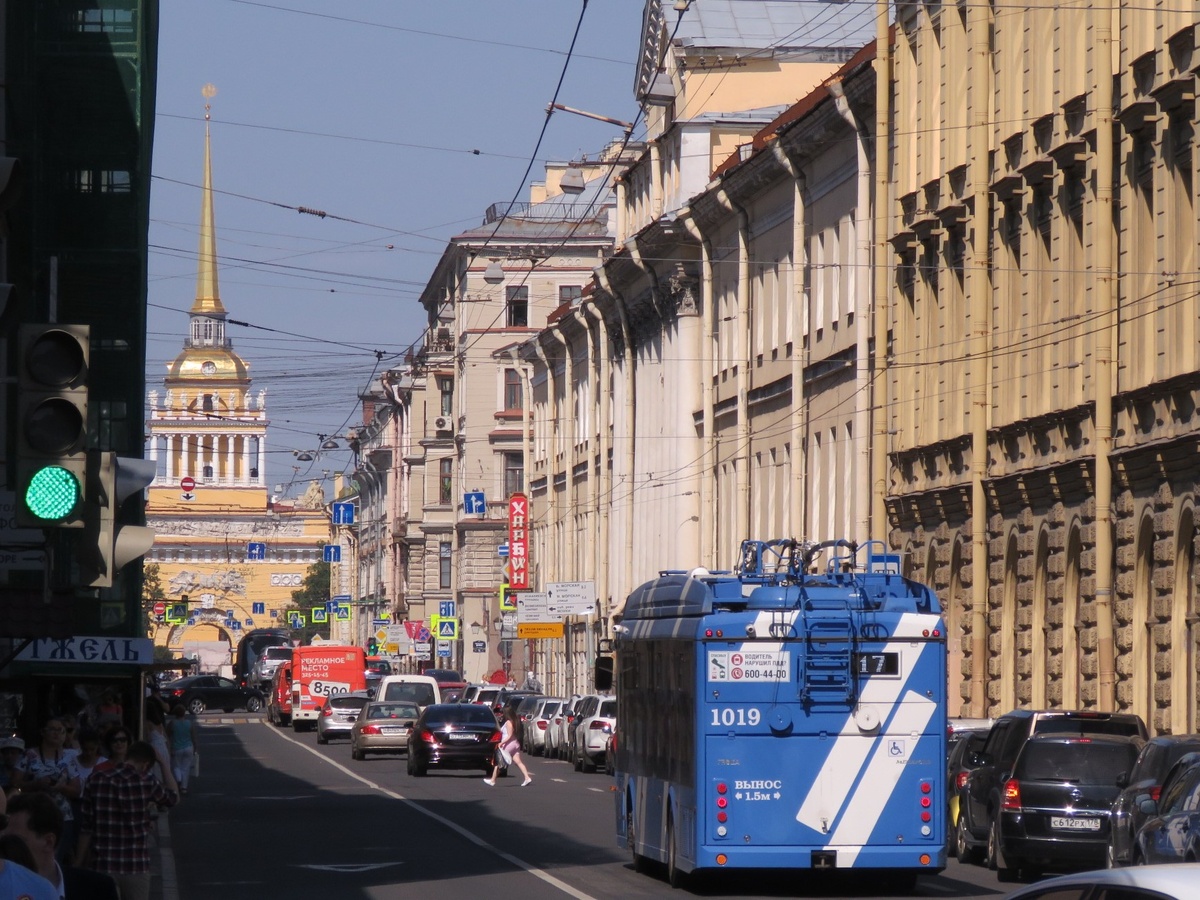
1131,751,1200,865
957,708,1147,867
992,733,1141,880
406,703,502,777
163,674,265,715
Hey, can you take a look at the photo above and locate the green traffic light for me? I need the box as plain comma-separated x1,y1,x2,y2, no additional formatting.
24,465,81,521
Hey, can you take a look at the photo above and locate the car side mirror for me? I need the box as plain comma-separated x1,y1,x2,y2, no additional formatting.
1137,796,1157,815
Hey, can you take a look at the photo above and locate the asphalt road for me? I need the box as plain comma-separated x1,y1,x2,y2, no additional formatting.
167,714,1013,899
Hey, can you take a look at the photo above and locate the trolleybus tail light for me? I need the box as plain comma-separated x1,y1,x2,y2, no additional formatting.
717,782,727,794
716,854,727,865
716,796,728,808
704,628,725,637
922,628,941,637
919,854,932,866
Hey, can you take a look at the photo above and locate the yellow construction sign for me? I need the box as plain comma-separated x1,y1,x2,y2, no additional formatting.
516,622,563,639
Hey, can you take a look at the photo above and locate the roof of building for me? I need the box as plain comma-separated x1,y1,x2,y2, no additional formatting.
672,0,874,51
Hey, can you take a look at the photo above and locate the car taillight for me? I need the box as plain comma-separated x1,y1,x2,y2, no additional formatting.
489,731,502,744
537,721,547,731
1002,778,1022,810
321,705,333,717
1150,785,1162,802
361,725,381,735
420,729,437,742
590,721,610,732
956,771,970,790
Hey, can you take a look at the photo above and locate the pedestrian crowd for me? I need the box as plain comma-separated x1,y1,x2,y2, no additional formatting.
0,680,197,898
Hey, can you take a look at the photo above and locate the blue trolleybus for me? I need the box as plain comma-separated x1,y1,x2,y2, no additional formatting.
613,538,947,888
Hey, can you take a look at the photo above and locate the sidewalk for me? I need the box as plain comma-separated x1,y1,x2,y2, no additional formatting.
154,810,180,900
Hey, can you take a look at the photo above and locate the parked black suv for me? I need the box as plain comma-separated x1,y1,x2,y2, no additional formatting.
992,733,1141,879
956,709,1148,866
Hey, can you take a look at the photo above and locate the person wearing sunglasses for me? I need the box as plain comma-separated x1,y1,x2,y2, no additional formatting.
93,729,131,774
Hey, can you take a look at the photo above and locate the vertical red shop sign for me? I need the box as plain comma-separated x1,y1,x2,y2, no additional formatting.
508,493,529,590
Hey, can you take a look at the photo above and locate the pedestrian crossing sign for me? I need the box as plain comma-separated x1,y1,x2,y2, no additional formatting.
311,607,328,623
437,618,458,639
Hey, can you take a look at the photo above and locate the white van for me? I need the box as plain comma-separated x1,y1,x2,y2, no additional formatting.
375,674,440,709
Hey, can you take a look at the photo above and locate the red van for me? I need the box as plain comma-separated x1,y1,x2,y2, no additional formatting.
268,663,292,727
291,645,367,731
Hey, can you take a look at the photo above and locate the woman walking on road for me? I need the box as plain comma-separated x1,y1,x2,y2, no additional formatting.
485,708,531,786
164,705,198,794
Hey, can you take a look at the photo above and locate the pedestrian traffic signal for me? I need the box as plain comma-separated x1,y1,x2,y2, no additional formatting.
15,324,90,527
79,452,157,588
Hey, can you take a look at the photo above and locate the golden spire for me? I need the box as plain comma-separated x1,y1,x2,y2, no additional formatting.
192,83,226,315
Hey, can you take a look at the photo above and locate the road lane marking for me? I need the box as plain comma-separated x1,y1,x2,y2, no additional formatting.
262,721,599,899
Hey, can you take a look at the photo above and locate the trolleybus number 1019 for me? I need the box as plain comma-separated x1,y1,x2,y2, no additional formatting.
710,707,762,727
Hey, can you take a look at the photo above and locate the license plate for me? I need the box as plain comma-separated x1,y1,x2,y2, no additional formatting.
382,726,408,735
1051,816,1101,831
447,733,475,741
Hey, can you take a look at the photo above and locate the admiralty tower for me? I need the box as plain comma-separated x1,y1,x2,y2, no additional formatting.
144,87,330,670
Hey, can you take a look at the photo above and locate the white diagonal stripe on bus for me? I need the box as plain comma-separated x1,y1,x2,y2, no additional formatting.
821,690,937,865
795,631,931,833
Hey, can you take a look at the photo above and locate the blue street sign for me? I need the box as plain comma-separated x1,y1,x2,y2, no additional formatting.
252,602,265,615
332,594,351,603
332,502,355,525
245,619,254,627
439,600,456,619
323,544,341,563
463,491,486,515
437,643,452,657
437,619,458,639
247,542,266,560
498,543,509,557
335,605,350,621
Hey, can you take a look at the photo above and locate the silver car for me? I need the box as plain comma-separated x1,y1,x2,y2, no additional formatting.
1002,862,1200,899
528,698,563,756
572,695,616,772
316,691,372,744
351,700,420,760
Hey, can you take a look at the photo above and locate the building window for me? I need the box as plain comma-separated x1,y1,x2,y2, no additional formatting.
439,458,453,505
437,376,453,416
504,368,522,411
439,541,452,589
503,452,524,497
202,394,214,412
72,9,135,33
559,284,582,305
506,285,529,328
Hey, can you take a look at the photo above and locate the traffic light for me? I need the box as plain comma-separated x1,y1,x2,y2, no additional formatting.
80,452,157,588
15,324,90,527
367,638,379,656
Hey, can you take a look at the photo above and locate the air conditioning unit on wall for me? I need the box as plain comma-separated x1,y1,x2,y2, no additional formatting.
434,416,451,432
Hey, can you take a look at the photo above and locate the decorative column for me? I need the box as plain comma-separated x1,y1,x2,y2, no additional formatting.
225,433,235,484
257,435,266,484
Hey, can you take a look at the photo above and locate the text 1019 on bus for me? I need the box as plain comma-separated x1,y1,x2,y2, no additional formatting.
610,538,947,890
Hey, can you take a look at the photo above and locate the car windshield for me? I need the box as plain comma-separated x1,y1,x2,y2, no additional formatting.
329,696,369,710
599,700,617,717
264,647,292,661
541,701,561,716
382,683,437,706
426,670,462,683
367,660,392,674
369,703,418,719
424,705,498,726
1017,741,1139,782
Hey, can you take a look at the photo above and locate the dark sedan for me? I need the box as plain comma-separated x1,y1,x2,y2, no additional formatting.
1109,734,1200,867
993,733,1141,881
163,674,264,715
1133,751,1200,865
406,703,501,777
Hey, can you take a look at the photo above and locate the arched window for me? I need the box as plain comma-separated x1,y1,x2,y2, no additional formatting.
1062,524,1082,708
1171,508,1197,734
1133,513,1155,728
1031,529,1049,708
1001,531,1018,712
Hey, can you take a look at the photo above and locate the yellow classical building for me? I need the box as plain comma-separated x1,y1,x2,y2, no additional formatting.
144,93,332,669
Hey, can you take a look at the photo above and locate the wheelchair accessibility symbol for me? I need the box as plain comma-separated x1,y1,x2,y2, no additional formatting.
888,740,906,757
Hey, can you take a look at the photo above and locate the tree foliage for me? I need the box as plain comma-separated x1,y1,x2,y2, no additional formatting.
283,561,331,644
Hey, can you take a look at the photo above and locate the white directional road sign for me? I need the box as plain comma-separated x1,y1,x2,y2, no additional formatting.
546,581,597,616
516,592,554,622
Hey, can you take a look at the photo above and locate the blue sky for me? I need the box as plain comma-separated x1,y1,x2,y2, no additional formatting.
147,0,645,495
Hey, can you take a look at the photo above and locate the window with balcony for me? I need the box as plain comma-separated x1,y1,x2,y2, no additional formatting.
437,376,453,416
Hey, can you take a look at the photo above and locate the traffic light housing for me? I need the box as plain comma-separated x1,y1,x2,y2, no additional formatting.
80,452,157,588
367,638,379,656
16,324,90,527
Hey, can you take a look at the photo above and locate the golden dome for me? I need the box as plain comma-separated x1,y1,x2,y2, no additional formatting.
166,347,249,382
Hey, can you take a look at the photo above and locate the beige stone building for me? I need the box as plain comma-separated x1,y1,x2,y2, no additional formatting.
144,108,332,670
883,2,1200,726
